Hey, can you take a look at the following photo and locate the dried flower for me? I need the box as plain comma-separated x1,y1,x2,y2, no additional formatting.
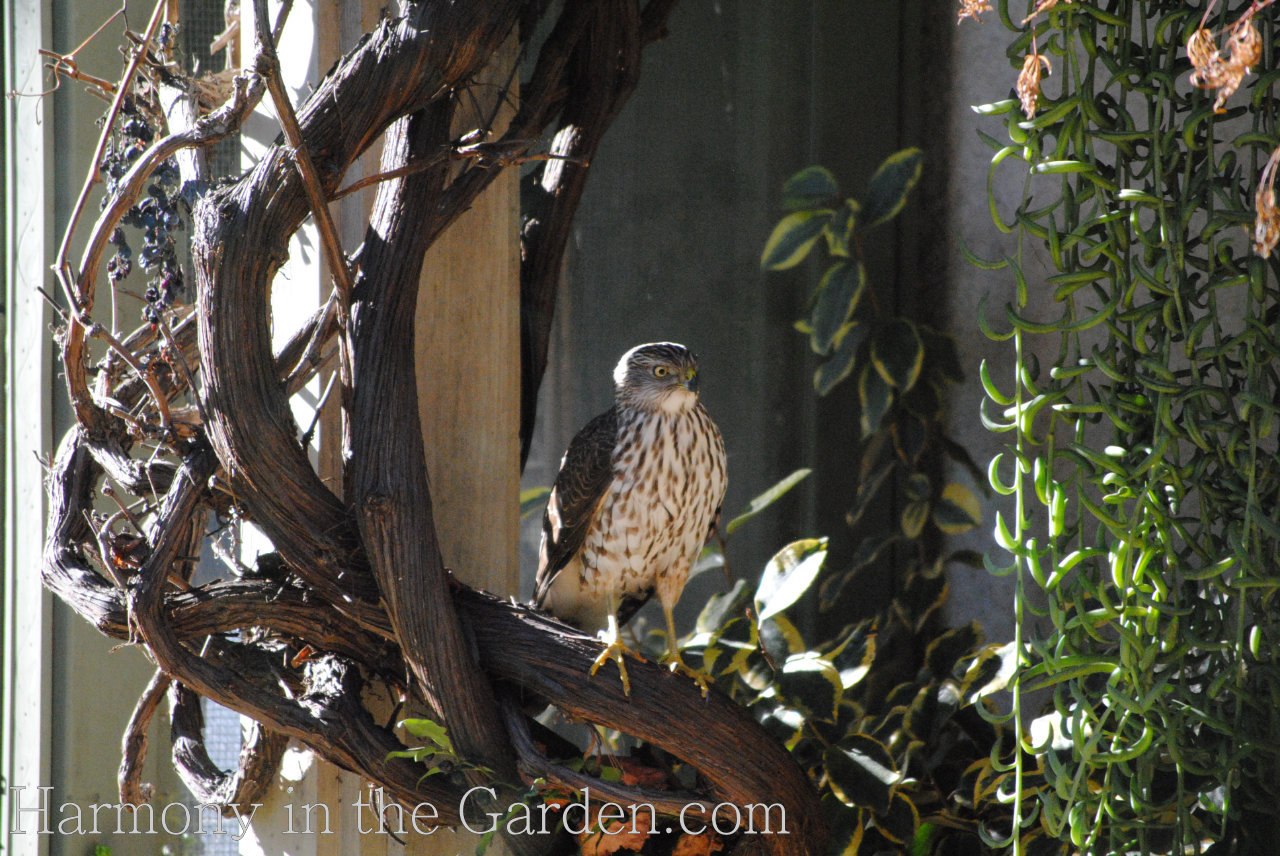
1186,27,1218,72
957,0,993,23
1254,147,1280,258
1188,20,1261,113
1254,187,1279,257
1227,19,1262,70
1017,51,1052,118
1022,0,1071,26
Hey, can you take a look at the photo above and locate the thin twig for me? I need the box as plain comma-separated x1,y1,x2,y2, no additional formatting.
37,49,118,97
119,668,172,805
90,509,134,589
330,142,574,201
102,482,146,533
30,5,128,99
281,293,338,394
54,0,167,310
299,371,338,450
98,399,150,434
251,0,353,310
331,151,451,201
84,319,172,429
35,286,71,324
156,312,210,430
271,0,294,43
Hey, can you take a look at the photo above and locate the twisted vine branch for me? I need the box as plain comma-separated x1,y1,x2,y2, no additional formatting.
38,2,827,854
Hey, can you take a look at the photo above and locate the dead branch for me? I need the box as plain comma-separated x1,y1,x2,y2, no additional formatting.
55,0,167,432
119,668,171,805
516,0,666,465
169,681,288,814
251,0,354,310
45,423,825,853
348,99,515,778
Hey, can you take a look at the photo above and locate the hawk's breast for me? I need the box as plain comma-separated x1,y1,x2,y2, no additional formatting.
579,403,727,600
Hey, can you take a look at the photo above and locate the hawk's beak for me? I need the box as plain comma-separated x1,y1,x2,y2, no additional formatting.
682,370,699,394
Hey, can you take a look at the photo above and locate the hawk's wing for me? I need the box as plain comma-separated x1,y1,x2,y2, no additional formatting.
533,407,618,607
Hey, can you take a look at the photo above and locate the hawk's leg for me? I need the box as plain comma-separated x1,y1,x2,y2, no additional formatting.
660,603,710,698
589,606,633,696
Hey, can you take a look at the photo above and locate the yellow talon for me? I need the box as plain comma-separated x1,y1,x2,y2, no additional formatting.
589,612,632,696
661,604,710,698
590,640,632,696
661,650,710,698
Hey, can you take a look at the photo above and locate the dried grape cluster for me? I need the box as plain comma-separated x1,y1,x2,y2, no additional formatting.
100,93,186,326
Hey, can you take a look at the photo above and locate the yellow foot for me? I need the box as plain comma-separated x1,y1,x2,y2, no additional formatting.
662,652,710,698
589,638,633,696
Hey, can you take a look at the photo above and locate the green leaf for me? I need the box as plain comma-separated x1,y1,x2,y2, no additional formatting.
859,147,924,228
475,813,501,856
385,749,429,762
704,616,758,677
399,718,455,756
958,641,1019,703
755,538,828,622
871,318,925,390
904,472,931,502
815,322,868,395
858,364,894,438
779,653,842,722
759,704,806,746
810,260,867,354
973,99,1018,115
690,542,725,577
824,198,860,256
695,578,749,633
872,791,921,846
782,165,840,210
823,800,867,856
901,500,929,538
924,622,982,679
830,625,877,689
726,468,813,535
760,613,807,664
919,326,964,383
1032,159,1095,174
826,735,901,813
912,821,941,856
933,482,983,534
519,486,550,520
819,534,897,603
761,209,833,270
902,380,943,420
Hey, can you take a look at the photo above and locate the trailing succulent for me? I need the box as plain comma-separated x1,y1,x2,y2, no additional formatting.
961,1,1280,853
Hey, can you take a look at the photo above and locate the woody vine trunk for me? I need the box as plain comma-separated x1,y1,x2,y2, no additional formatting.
37,2,829,854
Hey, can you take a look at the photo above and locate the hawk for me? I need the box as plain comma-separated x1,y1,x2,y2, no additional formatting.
534,342,728,695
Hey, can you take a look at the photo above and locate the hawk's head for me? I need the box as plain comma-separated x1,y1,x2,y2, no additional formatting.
614,342,701,414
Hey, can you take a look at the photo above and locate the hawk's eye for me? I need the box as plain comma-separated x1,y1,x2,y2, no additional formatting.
654,366,669,378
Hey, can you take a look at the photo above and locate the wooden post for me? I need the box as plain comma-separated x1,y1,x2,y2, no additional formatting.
415,47,521,594
410,35,521,856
